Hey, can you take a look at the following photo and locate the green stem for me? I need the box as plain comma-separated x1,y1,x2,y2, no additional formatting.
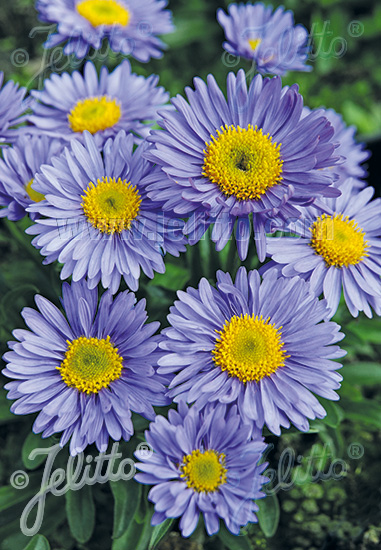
188,242,203,286
224,237,242,277
245,59,257,85
208,230,220,279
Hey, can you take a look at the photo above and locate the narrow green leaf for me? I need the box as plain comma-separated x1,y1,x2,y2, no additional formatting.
347,319,381,344
319,399,344,428
0,474,40,513
0,515,29,546
341,363,381,386
65,486,95,544
0,284,39,322
136,513,154,550
135,485,149,524
112,511,153,550
131,413,150,433
23,534,51,550
257,494,280,538
339,381,364,402
2,531,30,550
217,523,251,550
149,518,175,549
22,433,55,470
112,520,142,550
0,388,18,425
305,420,325,433
341,398,381,429
110,479,141,539
149,263,189,291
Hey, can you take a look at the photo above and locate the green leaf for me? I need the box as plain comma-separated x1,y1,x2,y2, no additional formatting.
135,485,149,524
347,318,381,344
341,363,381,386
165,18,209,48
149,518,175,549
318,399,344,428
0,388,18,425
0,284,39,322
339,381,364,402
131,413,150,433
149,263,189,291
1,493,66,550
112,511,153,550
65,486,95,544
257,494,280,538
0,475,40,514
110,479,141,539
217,523,252,550
23,534,51,550
341,398,381,429
22,433,55,470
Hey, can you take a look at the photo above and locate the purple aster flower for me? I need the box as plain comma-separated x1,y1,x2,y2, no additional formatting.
0,72,30,146
2,280,169,455
36,0,174,61
26,130,186,293
217,3,311,76
0,135,64,221
266,178,381,318
157,267,345,436
135,401,267,537
146,70,341,262
303,107,370,187
28,60,169,146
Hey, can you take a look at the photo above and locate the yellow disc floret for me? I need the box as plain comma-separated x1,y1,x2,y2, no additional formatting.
77,0,130,27
82,176,141,234
212,314,288,383
68,96,122,134
180,449,227,493
58,335,123,394
25,178,45,202
310,213,369,268
202,124,283,201
248,38,262,51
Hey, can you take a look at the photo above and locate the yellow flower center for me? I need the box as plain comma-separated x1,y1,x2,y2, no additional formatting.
202,124,283,201
77,0,130,27
180,449,227,493
212,314,288,383
25,178,45,202
58,335,123,394
310,213,369,268
68,96,121,134
248,38,262,51
82,176,141,234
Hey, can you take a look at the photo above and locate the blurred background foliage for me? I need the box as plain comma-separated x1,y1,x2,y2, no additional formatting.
0,1,380,549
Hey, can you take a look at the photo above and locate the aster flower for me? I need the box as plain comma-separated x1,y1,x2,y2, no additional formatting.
28,60,169,146
2,280,169,455
266,178,381,318
36,0,174,61
0,72,30,146
0,135,64,221
157,267,345,436
146,70,341,262
217,3,311,76
135,401,267,537
26,130,186,293
320,108,370,186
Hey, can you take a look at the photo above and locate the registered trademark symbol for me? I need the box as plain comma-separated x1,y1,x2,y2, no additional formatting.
348,20,364,38
347,442,364,459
